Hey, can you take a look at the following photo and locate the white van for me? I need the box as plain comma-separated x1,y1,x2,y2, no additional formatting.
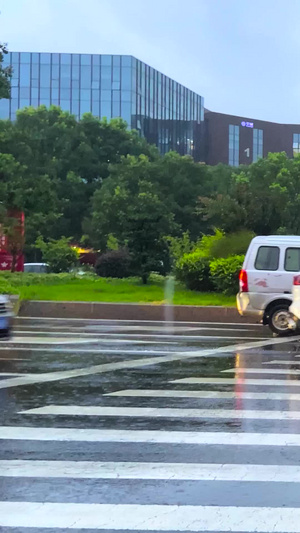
237,235,300,335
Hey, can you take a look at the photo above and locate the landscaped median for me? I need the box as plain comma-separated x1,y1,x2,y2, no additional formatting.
0,272,252,323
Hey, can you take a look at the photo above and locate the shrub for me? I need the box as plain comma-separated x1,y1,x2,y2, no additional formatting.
175,250,213,291
0,277,19,295
36,236,79,273
198,229,224,257
209,255,244,295
95,248,131,278
209,231,254,259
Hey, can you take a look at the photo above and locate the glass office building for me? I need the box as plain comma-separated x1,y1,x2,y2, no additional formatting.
0,52,204,159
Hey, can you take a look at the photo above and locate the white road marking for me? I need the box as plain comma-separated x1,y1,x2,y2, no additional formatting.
0,335,298,390
171,377,300,386
223,368,300,375
3,502,300,531
106,388,300,401
20,405,300,420
2,426,300,446
0,358,30,361
3,460,300,482
263,360,300,365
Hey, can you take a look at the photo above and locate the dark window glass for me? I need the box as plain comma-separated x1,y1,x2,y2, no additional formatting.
11,78,19,87
61,64,71,78
285,248,300,271
32,64,39,79
61,54,71,65
32,53,39,64
32,79,39,88
102,55,112,67
253,128,263,162
112,81,120,90
255,246,279,271
72,100,79,115
52,79,59,88
20,64,30,86
92,101,99,116
92,66,100,82
11,87,18,99
101,66,112,89
31,98,39,107
81,54,91,66
228,124,239,166
72,79,79,89
40,53,51,64
92,89,100,101
92,80,99,89
293,133,300,157
122,56,131,67
112,90,120,102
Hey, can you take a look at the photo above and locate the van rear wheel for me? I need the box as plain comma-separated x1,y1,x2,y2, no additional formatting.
269,305,291,336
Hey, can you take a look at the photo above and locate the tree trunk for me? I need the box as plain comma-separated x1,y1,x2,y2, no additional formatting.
11,251,17,273
142,273,148,285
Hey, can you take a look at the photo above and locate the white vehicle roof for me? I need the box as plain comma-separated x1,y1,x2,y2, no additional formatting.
251,236,300,244
24,263,48,266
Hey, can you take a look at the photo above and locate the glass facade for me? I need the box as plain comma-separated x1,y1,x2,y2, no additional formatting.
0,52,204,159
293,133,300,157
253,128,263,162
228,124,239,166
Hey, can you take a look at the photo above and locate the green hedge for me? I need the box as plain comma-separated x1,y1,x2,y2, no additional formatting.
209,255,244,295
175,251,213,291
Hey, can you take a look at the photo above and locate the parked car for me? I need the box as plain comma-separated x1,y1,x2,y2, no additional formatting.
24,263,49,273
237,235,300,335
0,294,13,339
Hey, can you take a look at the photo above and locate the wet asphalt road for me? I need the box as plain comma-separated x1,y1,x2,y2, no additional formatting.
1,317,300,531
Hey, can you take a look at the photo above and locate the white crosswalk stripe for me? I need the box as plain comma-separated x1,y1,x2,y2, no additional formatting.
3,319,300,531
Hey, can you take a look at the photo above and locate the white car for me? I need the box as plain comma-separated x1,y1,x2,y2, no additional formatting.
24,263,49,273
237,235,300,335
0,294,13,339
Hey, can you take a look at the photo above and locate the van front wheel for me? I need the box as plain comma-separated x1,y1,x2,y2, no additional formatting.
268,305,291,336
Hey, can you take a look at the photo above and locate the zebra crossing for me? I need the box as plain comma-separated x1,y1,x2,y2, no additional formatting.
2,319,300,531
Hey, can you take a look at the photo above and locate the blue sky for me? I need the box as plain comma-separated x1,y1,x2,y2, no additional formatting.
1,0,299,123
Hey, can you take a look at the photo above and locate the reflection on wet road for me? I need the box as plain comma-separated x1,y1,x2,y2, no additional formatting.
1,317,300,531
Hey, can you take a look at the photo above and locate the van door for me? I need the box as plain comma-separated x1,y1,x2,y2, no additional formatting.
280,246,300,293
247,245,282,294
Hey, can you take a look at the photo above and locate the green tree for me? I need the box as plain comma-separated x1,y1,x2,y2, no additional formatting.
90,155,174,283
0,44,12,99
36,236,78,273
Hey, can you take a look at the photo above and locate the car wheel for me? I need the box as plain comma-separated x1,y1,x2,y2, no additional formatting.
269,305,291,336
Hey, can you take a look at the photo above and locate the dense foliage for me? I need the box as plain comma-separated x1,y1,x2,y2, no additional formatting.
1,103,300,287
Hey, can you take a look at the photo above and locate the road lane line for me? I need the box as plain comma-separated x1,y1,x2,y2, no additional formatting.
2,502,300,530
1,335,299,390
223,368,300,375
262,360,300,365
105,389,300,400
3,460,300,482
20,405,300,420
2,426,300,445
171,377,300,386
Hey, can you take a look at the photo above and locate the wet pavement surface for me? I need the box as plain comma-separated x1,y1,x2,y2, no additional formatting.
1,317,300,531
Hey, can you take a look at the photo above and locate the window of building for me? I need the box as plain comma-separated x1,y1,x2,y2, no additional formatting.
285,248,300,271
228,124,239,166
253,128,263,162
293,133,300,157
255,246,279,271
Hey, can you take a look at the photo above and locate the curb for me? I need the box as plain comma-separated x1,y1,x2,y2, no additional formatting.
19,300,257,323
